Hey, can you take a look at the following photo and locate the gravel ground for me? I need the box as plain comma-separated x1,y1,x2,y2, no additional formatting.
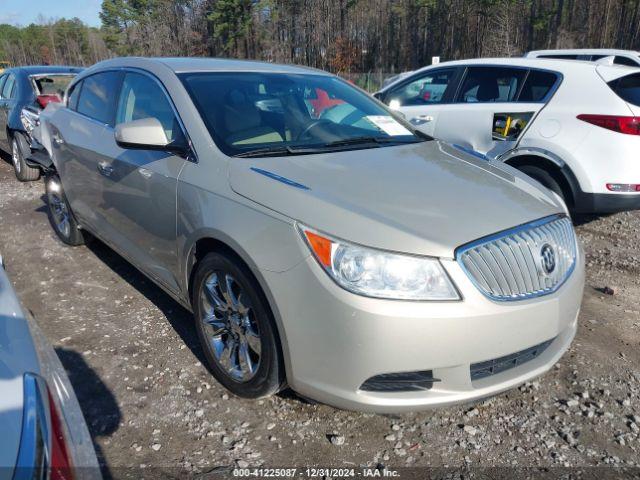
0,153,639,479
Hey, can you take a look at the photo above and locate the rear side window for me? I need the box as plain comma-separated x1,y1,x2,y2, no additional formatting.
608,73,640,107
518,70,558,102
2,74,16,99
539,54,580,60
457,67,527,103
67,81,82,110
77,71,123,125
614,56,640,67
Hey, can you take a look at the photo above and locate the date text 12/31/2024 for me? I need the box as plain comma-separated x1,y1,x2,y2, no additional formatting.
232,468,401,478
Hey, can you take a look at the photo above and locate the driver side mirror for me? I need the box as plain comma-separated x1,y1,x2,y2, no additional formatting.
115,117,188,155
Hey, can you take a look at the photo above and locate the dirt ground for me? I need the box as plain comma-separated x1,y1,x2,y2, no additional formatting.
0,153,639,479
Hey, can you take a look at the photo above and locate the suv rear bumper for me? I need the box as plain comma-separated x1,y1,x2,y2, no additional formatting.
574,190,640,213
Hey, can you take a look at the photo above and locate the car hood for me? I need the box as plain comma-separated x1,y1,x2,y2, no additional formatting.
229,141,564,258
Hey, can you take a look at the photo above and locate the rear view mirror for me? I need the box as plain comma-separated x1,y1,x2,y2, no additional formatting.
115,117,170,150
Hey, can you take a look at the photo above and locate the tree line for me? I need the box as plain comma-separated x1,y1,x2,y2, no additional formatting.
2,0,640,75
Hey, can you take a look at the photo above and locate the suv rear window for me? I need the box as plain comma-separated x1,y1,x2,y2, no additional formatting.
609,73,640,107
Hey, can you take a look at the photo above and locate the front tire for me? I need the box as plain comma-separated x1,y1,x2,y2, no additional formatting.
45,174,86,246
192,252,285,398
12,132,40,182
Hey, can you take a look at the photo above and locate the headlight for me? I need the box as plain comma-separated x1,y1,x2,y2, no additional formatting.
298,224,460,301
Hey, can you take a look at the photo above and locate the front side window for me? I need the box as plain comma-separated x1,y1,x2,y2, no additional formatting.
77,71,122,125
457,67,527,103
116,72,180,142
385,69,455,107
2,74,16,99
180,72,426,157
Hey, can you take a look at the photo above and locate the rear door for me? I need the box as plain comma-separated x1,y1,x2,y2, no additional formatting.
51,71,123,232
380,67,460,136
432,66,559,159
0,73,16,149
95,71,187,293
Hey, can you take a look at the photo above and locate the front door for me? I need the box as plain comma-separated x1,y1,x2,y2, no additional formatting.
96,71,186,293
381,67,460,137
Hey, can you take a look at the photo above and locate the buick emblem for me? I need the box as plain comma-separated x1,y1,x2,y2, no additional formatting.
540,244,556,275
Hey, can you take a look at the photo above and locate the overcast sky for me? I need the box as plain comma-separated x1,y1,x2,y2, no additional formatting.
0,0,102,27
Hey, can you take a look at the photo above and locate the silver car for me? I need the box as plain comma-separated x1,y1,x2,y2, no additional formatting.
33,57,584,412
0,255,99,478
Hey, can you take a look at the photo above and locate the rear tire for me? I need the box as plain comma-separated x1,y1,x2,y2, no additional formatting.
517,165,568,205
12,132,40,182
191,252,285,398
45,174,86,246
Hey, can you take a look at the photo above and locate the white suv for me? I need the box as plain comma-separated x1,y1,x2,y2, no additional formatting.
375,58,640,213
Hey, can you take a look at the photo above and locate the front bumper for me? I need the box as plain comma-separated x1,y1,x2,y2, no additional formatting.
264,242,584,413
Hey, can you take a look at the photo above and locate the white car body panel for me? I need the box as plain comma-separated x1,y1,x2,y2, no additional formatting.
377,57,640,212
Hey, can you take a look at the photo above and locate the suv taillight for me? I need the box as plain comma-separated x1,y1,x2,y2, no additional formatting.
577,114,640,135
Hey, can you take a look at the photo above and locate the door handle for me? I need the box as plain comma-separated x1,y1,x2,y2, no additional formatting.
410,115,434,125
138,167,152,179
97,161,114,177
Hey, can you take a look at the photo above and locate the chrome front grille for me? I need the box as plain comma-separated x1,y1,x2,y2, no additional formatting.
457,215,577,301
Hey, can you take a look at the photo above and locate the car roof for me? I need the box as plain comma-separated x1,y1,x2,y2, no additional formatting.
526,48,640,57
3,65,83,75
378,57,640,92
88,56,329,76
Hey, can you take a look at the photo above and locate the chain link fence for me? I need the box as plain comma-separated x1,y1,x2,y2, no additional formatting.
338,72,404,92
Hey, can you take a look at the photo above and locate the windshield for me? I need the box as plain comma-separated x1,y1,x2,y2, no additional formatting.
179,72,428,157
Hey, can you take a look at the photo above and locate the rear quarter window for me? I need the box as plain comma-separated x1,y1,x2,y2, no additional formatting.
608,73,640,107
518,70,558,102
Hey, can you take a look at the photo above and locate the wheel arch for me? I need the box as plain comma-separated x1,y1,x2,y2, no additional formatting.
183,232,292,378
503,153,581,208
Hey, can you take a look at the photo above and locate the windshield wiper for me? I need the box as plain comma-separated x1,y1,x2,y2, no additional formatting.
323,136,424,148
233,136,426,158
233,146,299,158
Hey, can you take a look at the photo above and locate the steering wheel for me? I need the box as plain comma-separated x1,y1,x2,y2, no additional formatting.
296,119,333,141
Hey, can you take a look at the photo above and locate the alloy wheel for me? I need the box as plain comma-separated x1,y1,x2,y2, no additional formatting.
200,272,262,382
48,189,71,239
12,139,21,174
